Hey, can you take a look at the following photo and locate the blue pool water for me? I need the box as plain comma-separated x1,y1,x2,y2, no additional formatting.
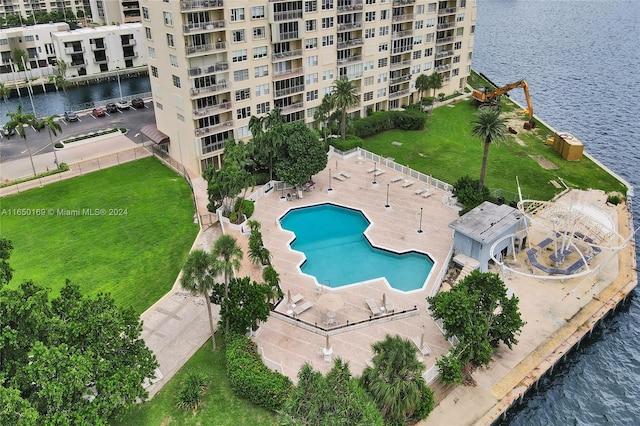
280,204,434,292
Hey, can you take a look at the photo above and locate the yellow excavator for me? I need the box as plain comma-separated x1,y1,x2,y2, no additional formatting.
472,79,535,129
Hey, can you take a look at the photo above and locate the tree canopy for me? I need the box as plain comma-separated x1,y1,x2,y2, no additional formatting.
274,121,328,188
210,276,271,335
0,237,13,289
471,108,508,190
427,271,525,383
0,280,157,424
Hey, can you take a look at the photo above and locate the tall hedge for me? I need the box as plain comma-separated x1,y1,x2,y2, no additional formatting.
353,110,426,138
225,333,292,411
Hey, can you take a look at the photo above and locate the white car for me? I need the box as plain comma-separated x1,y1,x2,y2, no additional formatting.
116,100,131,110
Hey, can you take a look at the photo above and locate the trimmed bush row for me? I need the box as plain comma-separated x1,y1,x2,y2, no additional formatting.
57,128,121,147
353,109,426,139
225,333,292,412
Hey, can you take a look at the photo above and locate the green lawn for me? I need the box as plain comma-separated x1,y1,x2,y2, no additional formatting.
113,337,277,426
0,157,199,314
362,98,627,202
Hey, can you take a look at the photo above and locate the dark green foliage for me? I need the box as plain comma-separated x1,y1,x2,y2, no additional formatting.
607,193,622,205
175,372,208,412
331,134,363,151
0,237,13,288
211,277,271,334
428,271,525,381
353,110,426,138
435,352,464,385
453,175,491,215
279,359,384,426
0,386,39,425
274,122,328,188
234,197,255,219
225,334,292,411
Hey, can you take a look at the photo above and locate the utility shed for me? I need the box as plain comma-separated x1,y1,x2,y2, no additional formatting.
449,201,525,272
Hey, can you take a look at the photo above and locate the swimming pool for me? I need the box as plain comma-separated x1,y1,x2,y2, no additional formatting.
280,204,434,292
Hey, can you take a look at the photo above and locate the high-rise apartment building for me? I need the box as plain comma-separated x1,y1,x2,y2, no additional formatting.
90,0,141,24
141,0,476,174
0,0,89,19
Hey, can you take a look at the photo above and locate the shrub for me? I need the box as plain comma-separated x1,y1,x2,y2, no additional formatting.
234,197,255,219
607,193,623,205
353,110,426,138
175,372,209,412
411,380,435,421
436,353,463,385
58,163,69,171
252,171,270,185
54,142,64,148
453,176,491,215
332,135,363,151
225,334,292,411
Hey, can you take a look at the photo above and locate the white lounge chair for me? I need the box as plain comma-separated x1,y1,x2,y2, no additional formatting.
402,179,415,188
293,301,313,317
367,167,376,173
384,299,395,313
366,298,382,316
339,171,352,179
391,175,403,183
333,174,346,181
412,337,432,356
414,188,426,195
290,293,304,305
374,170,385,176
422,189,434,198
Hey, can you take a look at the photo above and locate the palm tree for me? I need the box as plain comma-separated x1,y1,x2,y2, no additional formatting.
249,109,284,181
262,265,282,304
331,78,359,140
37,115,62,168
314,94,334,140
471,108,508,191
6,104,38,176
211,234,243,333
428,72,443,101
361,335,427,425
180,249,217,350
415,73,430,102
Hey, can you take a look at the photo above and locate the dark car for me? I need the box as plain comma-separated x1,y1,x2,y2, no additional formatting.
64,111,79,122
92,107,106,117
105,103,118,113
131,98,145,109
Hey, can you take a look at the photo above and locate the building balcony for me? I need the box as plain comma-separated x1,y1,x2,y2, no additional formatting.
274,84,304,98
180,0,224,11
435,50,454,59
91,45,106,51
273,66,304,79
337,22,362,31
336,38,363,49
195,120,234,137
391,29,414,40
188,61,229,77
273,10,303,21
390,74,411,84
437,22,455,30
436,36,454,45
186,41,228,56
435,64,451,72
389,88,410,99
392,0,415,3
122,39,136,47
69,60,87,67
390,59,411,70
64,47,84,54
280,101,304,113
337,3,363,13
123,51,138,58
438,6,457,15
193,101,232,117
392,14,413,22
337,54,362,65
279,31,300,41
183,20,225,33
190,81,231,97
391,45,413,55
271,49,303,61
93,56,109,64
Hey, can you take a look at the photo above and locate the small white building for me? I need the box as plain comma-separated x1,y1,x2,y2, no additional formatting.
0,23,69,76
51,23,146,78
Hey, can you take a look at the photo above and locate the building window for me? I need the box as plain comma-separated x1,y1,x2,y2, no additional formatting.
377,73,387,83
426,18,435,28
25,35,34,41
378,58,388,68
257,102,270,114
253,26,266,39
423,62,432,71
235,88,250,101
321,0,333,10
306,55,318,67
321,17,333,29
163,11,172,26
428,2,436,13
379,26,389,36
237,107,251,119
254,65,268,77
307,107,317,118
426,33,435,43
231,8,245,22
251,6,265,19
364,91,373,101
306,73,318,84
366,11,375,22
377,88,386,98
232,30,246,43
233,49,248,62
414,35,423,44
412,50,422,60
166,33,174,47
453,55,460,63
456,13,465,22
172,75,181,88
323,87,333,96
366,0,375,3
145,27,152,39
170,54,178,67
364,61,374,71
305,1,317,12
155,102,163,110
177,114,185,122
424,47,433,56
378,42,388,52
151,65,158,78
253,46,267,59
322,35,334,46
234,69,249,81
256,83,269,96
305,38,318,49
142,6,149,20
471,25,475,34
412,65,420,74
414,20,424,30
416,4,424,14
452,68,459,76
148,46,155,59
364,76,374,86
306,90,318,101
322,69,334,80
237,125,250,138
365,28,375,39
454,41,462,50
306,20,317,31
380,10,389,20
456,27,464,37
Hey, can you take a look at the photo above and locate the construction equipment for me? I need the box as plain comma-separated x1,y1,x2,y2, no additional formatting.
472,79,535,129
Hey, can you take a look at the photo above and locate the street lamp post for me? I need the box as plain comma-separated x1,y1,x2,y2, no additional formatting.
116,67,123,100
418,207,423,233
328,169,333,191
385,183,390,208
372,162,377,185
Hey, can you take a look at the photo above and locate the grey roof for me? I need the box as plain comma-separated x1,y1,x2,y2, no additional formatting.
449,201,523,244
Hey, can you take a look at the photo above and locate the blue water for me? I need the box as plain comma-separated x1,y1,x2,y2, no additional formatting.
280,204,434,291
473,0,640,424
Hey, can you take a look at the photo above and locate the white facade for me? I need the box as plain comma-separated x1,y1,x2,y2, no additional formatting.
141,0,477,175
51,23,146,77
0,23,69,75
0,1,89,19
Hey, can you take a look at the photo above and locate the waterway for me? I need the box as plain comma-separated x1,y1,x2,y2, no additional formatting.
472,0,639,424
0,75,151,122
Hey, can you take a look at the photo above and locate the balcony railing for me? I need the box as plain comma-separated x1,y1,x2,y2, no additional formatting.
274,84,304,98
183,20,225,33
271,49,303,61
190,81,231,97
193,101,232,117
273,10,303,21
279,31,300,41
389,88,410,99
280,101,304,113
91,45,106,51
435,50,453,59
180,0,224,11
390,59,411,69
188,61,229,77
337,22,362,31
195,120,234,137
336,38,363,49
391,45,413,54
436,36,454,45
435,64,451,72
93,56,109,64
392,0,415,4
123,51,138,58
186,41,228,56
64,47,84,54
69,60,87,67
438,7,456,15
337,3,363,13
391,29,414,39
389,74,411,84
273,66,304,78
392,14,413,22
122,39,136,47
337,55,362,64
437,22,455,30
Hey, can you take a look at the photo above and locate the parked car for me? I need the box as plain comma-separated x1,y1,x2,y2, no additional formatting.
2,124,15,137
92,107,106,117
131,98,145,109
116,100,131,110
64,111,79,122
105,103,118,113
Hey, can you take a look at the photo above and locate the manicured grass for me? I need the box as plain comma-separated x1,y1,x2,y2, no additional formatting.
362,99,627,202
1,157,199,314
113,337,277,426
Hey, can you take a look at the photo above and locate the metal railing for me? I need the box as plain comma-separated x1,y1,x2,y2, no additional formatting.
392,13,414,22
180,0,224,10
193,101,232,117
271,49,303,61
186,41,228,56
392,29,414,39
188,61,229,77
194,119,234,136
390,74,411,84
273,66,304,78
337,22,362,31
183,20,225,33
437,22,455,30
390,59,411,69
438,6,456,15
274,84,305,98
436,36,454,45
435,50,453,59
389,88,410,99
337,54,362,64
190,81,230,97
336,37,363,49
273,10,303,21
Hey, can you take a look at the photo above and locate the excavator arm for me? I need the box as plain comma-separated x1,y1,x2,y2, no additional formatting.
472,79,534,122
